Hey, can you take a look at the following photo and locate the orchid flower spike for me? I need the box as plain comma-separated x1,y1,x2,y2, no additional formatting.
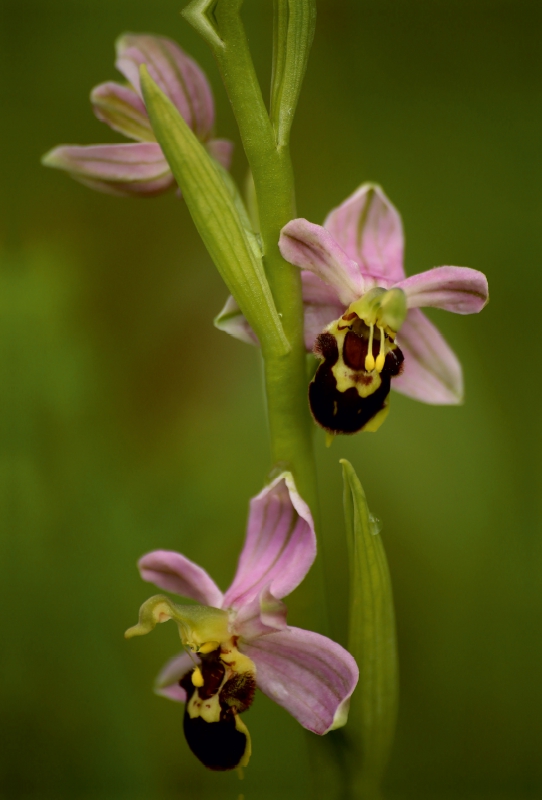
125,473,358,772
42,34,233,197
216,183,489,434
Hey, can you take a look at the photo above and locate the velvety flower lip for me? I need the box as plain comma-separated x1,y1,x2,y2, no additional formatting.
216,183,489,405
134,472,359,738
42,33,233,197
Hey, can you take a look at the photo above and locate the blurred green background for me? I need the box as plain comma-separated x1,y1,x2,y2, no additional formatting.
2,0,541,798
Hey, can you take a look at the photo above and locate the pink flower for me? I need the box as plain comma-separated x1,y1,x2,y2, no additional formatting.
216,184,489,432
125,473,358,771
42,34,233,197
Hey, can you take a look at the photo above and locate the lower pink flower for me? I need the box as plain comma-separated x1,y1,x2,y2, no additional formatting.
126,473,358,771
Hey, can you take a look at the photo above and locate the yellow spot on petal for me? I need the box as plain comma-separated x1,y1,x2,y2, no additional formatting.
198,640,220,654
235,715,252,768
191,667,204,688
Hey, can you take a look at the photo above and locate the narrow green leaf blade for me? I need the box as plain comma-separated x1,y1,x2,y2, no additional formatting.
271,0,317,146
140,65,290,356
341,459,398,792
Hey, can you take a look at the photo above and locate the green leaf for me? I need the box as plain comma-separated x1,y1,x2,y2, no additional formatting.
139,65,290,357
271,0,317,147
341,459,398,792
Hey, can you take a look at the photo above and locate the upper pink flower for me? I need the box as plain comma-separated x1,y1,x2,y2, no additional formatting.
126,473,358,771
216,183,489,406
42,34,233,197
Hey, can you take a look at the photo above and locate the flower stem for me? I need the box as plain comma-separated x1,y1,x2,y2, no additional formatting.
203,0,318,516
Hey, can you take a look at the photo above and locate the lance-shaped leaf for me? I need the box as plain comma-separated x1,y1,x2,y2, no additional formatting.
139,65,290,356
271,0,317,147
341,459,398,790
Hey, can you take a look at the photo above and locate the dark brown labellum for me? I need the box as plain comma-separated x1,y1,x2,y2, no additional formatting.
180,649,255,771
182,709,249,772
310,326,404,434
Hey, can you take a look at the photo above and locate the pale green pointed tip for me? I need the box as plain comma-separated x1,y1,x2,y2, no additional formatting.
124,623,148,639
41,149,62,168
181,0,225,51
125,594,230,649
328,696,351,731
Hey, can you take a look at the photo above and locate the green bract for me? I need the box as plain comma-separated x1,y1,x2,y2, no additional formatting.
271,0,317,147
341,459,398,793
140,65,290,357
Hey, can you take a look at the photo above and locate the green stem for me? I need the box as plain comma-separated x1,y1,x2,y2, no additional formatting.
209,0,318,515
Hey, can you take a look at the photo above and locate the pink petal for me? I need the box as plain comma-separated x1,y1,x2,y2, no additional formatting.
41,142,174,197
279,219,367,306
115,34,214,140
91,81,154,142
394,266,489,314
223,474,316,610
232,586,288,640
301,271,344,351
324,183,405,283
205,138,234,170
393,308,463,404
138,550,224,607
214,295,259,346
154,651,197,702
241,627,359,734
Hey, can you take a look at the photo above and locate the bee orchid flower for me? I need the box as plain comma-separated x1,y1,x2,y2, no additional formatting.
42,34,233,197
126,473,359,771
216,184,489,433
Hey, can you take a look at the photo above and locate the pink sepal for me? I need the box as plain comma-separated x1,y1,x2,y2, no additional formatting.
223,474,316,610
395,266,489,314
393,308,463,404
154,651,197,703
90,81,153,142
241,626,359,735
232,587,288,640
42,142,173,197
324,183,405,283
115,33,215,141
279,219,368,305
138,549,224,607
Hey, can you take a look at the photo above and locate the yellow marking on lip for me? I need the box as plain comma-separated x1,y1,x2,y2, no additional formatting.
198,640,220,654
191,667,204,687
